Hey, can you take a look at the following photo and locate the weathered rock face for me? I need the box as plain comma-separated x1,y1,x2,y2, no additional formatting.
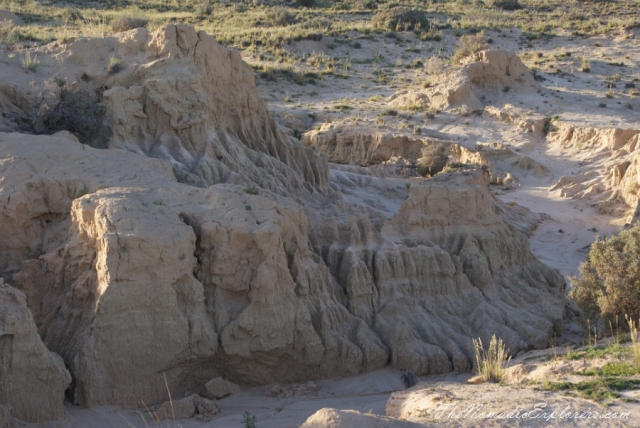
314,170,565,375
0,280,71,423
0,25,568,418
1,132,566,413
1,133,386,408
0,24,329,195
547,124,640,219
301,125,482,173
388,50,541,112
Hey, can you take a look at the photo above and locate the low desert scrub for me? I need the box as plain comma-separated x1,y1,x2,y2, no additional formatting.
264,7,295,27
543,378,640,402
0,19,19,46
419,27,442,42
581,57,591,72
564,344,628,361
21,80,110,146
425,56,444,75
197,0,213,17
107,57,123,74
577,361,639,377
484,0,521,10
417,145,449,177
372,7,429,32
21,51,39,72
244,185,259,195
452,31,488,64
112,16,148,33
569,222,640,327
473,334,511,383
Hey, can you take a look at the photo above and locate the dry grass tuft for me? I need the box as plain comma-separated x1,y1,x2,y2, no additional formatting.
473,334,511,383
372,7,429,32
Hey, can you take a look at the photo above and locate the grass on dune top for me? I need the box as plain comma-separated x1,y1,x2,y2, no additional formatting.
1,0,640,51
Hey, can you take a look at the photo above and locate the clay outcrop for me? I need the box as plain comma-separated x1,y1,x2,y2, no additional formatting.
548,124,640,218
0,25,568,421
0,279,71,423
388,50,541,112
0,24,328,195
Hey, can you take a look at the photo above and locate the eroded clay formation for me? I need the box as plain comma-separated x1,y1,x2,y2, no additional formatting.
0,24,567,422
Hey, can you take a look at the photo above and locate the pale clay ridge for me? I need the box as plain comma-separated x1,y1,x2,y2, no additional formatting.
0,24,329,195
547,124,640,219
387,50,542,113
0,26,570,423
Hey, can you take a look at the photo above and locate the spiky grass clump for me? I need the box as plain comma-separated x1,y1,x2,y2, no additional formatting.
21,51,39,72
473,334,511,383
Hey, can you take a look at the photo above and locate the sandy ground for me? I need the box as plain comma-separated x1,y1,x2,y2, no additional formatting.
14,20,640,428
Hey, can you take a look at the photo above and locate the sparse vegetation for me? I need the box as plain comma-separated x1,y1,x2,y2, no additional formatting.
21,51,39,72
372,7,429,32
244,186,259,195
543,378,640,402
569,222,640,327
452,31,489,64
473,334,511,383
107,57,123,74
425,57,444,76
243,411,256,428
76,186,90,199
485,0,521,10
0,19,19,46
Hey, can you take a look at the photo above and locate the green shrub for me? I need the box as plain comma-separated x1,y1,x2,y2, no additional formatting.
484,0,521,10
569,222,640,327
244,186,259,195
264,7,295,27
372,7,429,32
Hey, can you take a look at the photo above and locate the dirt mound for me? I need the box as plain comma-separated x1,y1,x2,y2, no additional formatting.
388,50,541,112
